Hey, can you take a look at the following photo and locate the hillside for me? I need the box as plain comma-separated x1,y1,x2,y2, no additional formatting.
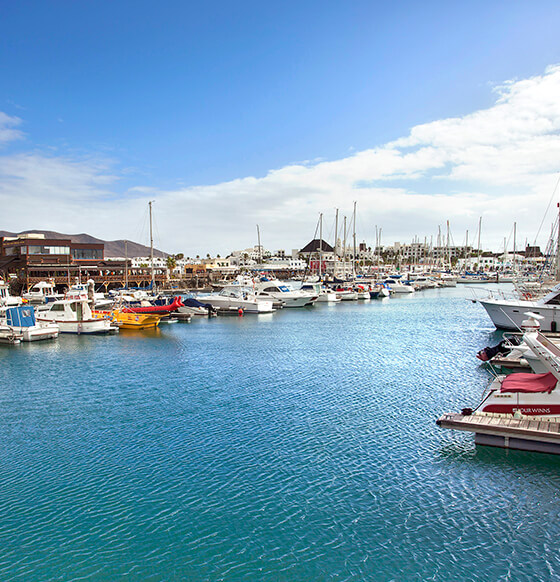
0,230,169,258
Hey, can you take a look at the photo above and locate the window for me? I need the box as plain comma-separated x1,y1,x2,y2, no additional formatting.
72,248,103,260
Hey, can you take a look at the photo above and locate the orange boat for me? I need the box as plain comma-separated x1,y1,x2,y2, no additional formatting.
92,309,162,330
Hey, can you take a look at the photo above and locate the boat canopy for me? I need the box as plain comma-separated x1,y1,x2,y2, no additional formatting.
6,305,36,327
501,372,557,394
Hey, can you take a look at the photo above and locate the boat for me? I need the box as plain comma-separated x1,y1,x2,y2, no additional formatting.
22,280,64,304
354,285,371,300
177,296,212,316
92,308,162,330
334,287,358,301
383,278,415,294
121,295,184,315
2,305,59,341
369,284,391,299
254,279,317,308
198,288,275,313
409,275,438,290
0,324,22,344
468,316,560,417
0,280,22,307
36,296,116,334
477,283,560,332
300,282,340,302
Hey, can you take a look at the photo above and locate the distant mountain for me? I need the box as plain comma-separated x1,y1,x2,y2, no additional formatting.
0,230,169,258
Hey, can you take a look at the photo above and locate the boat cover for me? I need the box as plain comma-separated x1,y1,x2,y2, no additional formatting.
501,372,557,394
183,297,210,309
6,306,36,327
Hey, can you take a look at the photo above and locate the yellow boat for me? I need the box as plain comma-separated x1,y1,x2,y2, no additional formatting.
92,309,162,330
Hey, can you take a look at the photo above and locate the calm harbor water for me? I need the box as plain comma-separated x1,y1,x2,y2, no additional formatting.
1,286,560,581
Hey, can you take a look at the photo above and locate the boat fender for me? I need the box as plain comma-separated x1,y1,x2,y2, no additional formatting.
238,308,243,316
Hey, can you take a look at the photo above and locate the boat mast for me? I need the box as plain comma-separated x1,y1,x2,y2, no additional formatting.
352,201,357,279
125,240,129,289
334,208,338,264
477,216,482,271
513,221,517,274
343,216,347,277
256,224,262,266
465,230,469,270
149,201,154,291
446,220,451,269
557,203,560,281
319,213,323,279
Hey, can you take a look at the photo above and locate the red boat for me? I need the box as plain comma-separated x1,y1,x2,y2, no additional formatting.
122,296,184,314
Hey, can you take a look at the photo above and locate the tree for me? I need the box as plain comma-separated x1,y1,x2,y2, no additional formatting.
166,256,177,271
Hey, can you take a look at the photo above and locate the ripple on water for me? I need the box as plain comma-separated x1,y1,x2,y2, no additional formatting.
1,288,560,580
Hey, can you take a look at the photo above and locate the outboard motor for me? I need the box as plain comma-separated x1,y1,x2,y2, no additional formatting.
476,336,522,362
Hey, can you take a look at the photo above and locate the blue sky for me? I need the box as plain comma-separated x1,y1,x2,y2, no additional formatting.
2,1,560,255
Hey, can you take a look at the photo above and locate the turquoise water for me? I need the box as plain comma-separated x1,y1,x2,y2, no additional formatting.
1,287,560,581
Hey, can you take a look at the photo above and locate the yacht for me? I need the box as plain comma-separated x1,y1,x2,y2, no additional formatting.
254,280,318,308
383,278,415,294
300,282,340,303
36,296,115,334
22,281,64,304
0,280,22,307
473,318,560,417
477,283,560,332
198,288,275,313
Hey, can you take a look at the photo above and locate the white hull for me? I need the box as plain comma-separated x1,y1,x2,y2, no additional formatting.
200,295,274,313
19,324,59,341
37,316,113,334
316,292,340,302
0,325,22,344
478,298,559,332
479,374,560,417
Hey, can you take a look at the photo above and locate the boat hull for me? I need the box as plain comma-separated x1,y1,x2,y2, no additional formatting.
478,298,560,332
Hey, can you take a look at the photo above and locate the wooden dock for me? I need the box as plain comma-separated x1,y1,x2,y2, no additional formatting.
437,412,560,454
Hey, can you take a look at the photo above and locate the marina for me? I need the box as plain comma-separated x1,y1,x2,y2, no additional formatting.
2,286,560,579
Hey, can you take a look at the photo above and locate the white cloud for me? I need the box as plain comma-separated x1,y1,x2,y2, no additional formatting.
0,112,24,145
2,65,560,254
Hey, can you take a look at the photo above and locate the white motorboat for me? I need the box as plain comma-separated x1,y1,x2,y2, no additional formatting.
0,280,22,307
2,305,59,341
354,285,371,300
332,286,358,301
410,276,438,290
22,281,64,304
477,283,560,332
300,283,340,303
198,288,275,313
474,321,560,417
36,296,115,334
383,278,415,294
254,280,317,308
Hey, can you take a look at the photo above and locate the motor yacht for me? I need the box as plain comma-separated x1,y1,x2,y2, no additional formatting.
473,317,560,417
198,288,275,313
36,296,115,334
477,283,560,332
0,280,22,307
22,281,64,304
254,280,317,308
300,283,340,303
383,278,415,294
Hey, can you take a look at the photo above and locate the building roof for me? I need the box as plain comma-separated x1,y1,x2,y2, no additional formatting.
299,239,334,254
